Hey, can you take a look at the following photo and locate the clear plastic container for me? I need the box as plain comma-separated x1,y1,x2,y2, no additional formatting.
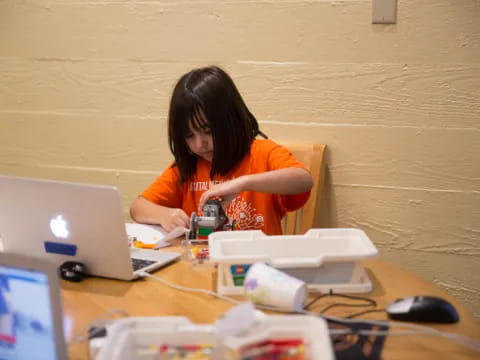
96,315,334,360
181,239,212,267
208,228,378,295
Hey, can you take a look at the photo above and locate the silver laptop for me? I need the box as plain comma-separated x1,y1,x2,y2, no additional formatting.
0,252,67,360
0,175,179,280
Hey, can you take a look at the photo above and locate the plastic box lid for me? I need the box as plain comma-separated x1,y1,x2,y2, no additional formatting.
209,228,378,268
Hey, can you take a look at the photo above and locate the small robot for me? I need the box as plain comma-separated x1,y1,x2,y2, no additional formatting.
188,199,236,240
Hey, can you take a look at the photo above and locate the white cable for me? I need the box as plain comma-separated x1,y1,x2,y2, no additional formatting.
139,271,243,305
305,308,480,349
141,271,480,353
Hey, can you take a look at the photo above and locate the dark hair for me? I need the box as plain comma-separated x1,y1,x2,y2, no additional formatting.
168,66,267,183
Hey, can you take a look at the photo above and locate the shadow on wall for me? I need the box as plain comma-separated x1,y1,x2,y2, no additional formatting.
314,147,338,228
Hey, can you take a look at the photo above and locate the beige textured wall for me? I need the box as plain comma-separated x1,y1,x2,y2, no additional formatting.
0,1,479,315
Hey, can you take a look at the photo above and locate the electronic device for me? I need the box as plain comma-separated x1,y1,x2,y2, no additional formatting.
0,252,67,360
58,261,87,282
188,199,235,240
386,295,459,323
0,175,180,281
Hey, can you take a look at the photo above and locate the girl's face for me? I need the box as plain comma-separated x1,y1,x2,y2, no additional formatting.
185,123,214,162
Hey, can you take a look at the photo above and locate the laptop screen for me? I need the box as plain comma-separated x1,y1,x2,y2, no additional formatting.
0,265,58,360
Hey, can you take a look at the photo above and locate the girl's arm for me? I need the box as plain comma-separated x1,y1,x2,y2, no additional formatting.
199,167,313,211
130,196,190,232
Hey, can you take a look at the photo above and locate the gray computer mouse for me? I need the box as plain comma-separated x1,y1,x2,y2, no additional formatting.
386,295,459,323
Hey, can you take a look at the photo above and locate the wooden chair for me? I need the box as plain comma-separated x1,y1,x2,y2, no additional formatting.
282,144,326,235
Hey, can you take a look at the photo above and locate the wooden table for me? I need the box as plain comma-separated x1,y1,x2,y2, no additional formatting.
63,251,480,359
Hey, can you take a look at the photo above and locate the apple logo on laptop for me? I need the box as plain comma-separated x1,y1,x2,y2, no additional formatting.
50,215,69,239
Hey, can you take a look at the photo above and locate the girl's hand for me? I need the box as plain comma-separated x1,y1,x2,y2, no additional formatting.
161,208,190,232
198,177,246,212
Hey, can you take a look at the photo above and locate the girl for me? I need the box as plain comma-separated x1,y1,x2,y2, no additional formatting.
130,66,313,235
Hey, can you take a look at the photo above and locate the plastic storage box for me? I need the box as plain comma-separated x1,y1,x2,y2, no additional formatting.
208,228,378,296
96,315,334,360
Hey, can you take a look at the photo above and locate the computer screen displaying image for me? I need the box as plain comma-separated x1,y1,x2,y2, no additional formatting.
0,265,58,360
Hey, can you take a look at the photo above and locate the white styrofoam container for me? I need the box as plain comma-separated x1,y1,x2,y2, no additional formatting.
208,228,378,295
96,315,334,360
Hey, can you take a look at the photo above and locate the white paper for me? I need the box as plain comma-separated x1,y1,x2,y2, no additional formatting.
215,302,257,336
125,223,169,248
159,226,189,245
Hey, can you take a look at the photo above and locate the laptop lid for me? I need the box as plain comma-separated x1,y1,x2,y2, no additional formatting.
0,175,178,281
0,252,67,360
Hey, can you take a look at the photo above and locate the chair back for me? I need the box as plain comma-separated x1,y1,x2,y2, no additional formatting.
282,144,326,235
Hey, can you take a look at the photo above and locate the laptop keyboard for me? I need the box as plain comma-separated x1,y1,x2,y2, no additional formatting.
131,258,156,271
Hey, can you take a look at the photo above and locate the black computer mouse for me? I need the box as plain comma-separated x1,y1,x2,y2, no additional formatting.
386,295,459,323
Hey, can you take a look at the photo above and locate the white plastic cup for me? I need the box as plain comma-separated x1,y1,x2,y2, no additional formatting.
243,262,307,311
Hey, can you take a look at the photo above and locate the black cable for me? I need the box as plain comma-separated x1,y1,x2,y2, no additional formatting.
345,308,386,319
319,301,376,314
304,290,377,313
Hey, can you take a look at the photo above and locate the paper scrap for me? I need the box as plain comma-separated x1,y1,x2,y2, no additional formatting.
125,223,169,249
158,226,189,247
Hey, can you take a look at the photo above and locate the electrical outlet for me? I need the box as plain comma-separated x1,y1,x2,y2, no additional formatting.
372,0,397,24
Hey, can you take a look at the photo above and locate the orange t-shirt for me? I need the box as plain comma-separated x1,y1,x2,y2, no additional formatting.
141,139,310,235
